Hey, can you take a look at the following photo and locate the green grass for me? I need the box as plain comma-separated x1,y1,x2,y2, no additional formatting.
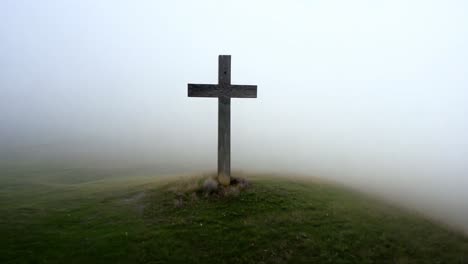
0,167,467,263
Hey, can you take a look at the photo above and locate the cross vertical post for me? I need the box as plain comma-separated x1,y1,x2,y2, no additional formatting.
188,55,257,186
218,55,231,186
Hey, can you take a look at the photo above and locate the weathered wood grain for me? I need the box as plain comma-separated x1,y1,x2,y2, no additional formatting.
227,85,257,98
188,84,220,97
187,55,257,186
218,55,231,86
188,84,257,98
217,55,231,185
218,96,230,186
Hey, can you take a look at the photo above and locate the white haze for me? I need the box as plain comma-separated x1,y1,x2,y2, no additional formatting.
1,1,468,233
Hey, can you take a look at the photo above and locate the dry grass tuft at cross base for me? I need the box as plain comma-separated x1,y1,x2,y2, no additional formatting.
169,174,251,208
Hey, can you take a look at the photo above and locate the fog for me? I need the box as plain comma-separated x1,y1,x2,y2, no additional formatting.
1,1,468,233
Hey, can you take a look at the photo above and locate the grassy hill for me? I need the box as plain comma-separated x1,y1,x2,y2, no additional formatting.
0,166,467,263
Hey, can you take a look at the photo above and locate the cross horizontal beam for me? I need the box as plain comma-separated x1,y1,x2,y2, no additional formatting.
188,84,257,98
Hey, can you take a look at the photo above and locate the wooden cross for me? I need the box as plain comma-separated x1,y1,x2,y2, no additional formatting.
188,55,257,186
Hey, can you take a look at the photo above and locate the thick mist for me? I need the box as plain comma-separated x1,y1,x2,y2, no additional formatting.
1,1,468,233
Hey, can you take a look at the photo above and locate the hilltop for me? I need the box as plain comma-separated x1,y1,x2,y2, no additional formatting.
0,168,467,263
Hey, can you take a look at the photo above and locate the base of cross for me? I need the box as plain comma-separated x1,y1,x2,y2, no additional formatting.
218,173,231,186
201,175,250,198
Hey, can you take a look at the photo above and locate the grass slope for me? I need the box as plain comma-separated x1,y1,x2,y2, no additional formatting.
0,167,467,263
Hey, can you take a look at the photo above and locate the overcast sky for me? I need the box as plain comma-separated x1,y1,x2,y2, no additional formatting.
1,0,468,232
